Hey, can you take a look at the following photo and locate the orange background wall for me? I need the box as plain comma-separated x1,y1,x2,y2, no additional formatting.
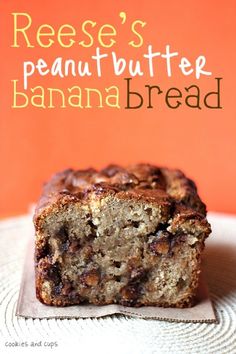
0,0,235,216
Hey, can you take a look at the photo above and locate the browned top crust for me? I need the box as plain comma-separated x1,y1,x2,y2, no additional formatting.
34,164,208,225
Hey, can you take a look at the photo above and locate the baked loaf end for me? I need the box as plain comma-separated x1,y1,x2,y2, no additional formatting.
34,164,211,307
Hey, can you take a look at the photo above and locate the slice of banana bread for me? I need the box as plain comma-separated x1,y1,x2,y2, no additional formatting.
34,164,211,307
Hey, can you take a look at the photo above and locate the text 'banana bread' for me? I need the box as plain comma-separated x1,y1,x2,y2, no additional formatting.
34,164,211,307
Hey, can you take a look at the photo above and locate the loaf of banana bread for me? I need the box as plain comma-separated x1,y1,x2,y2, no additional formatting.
34,164,211,307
